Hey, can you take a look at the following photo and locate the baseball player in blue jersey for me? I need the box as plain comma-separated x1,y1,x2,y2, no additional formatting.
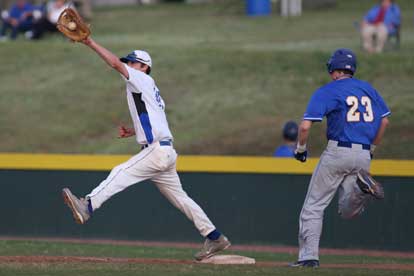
61,36,230,261
273,121,298,157
290,48,390,268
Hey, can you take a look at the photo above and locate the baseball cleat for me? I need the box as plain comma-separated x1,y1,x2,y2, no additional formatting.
194,235,231,261
62,188,90,224
289,260,319,268
356,170,385,199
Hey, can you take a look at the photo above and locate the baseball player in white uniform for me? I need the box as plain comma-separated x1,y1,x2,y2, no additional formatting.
62,36,230,261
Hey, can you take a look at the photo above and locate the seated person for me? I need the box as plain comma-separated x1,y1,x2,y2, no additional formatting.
361,0,401,53
31,0,70,40
0,0,35,41
273,121,298,158
76,0,92,20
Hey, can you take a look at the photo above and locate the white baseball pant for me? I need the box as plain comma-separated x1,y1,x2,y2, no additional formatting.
361,23,388,53
86,142,216,237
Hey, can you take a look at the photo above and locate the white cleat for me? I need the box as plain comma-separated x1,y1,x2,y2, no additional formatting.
62,188,91,224
194,235,231,261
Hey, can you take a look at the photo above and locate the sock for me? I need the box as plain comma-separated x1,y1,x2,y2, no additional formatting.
87,198,93,215
207,229,221,241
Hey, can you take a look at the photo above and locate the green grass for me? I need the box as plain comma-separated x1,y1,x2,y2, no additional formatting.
3,263,414,276
1,1,414,158
2,240,414,264
0,240,414,276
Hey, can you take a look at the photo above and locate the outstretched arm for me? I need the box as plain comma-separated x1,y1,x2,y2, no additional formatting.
82,37,129,79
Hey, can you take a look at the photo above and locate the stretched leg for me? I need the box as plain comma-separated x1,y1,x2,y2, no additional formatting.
338,153,374,219
63,148,158,224
150,145,229,260
87,147,158,210
152,162,230,261
152,166,216,237
298,152,345,262
338,174,370,219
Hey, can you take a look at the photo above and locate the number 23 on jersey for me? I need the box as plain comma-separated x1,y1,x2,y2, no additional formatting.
346,96,374,122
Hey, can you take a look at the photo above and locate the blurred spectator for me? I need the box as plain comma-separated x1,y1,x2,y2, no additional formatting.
76,0,92,20
361,0,401,53
0,0,15,10
30,0,70,40
0,0,35,41
273,121,298,158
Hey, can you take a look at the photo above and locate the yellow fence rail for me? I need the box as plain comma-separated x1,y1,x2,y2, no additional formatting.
0,153,412,177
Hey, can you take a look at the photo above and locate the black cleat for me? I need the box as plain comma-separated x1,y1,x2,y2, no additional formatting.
289,260,319,268
357,170,385,199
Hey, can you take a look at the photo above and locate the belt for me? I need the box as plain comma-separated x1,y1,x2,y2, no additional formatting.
335,140,371,151
141,140,172,149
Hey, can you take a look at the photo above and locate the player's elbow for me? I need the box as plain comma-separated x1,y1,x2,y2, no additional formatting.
299,120,312,133
110,62,125,75
107,57,122,69
382,117,390,127
109,61,119,69
300,125,310,133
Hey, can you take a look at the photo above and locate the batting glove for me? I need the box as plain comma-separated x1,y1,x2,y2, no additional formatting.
370,145,376,160
294,150,307,162
294,144,307,162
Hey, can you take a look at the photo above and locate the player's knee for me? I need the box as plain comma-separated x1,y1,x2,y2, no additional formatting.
339,211,355,220
300,207,323,220
108,164,127,177
338,207,362,220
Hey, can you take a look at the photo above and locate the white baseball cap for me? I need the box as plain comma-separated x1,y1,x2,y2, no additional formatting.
120,50,152,68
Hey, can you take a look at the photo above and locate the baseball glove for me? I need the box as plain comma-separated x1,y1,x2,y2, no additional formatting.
57,8,90,42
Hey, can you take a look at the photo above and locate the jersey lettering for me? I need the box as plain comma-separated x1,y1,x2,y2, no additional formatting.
346,96,360,122
154,88,165,110
346,96,374,123
361,96,374,122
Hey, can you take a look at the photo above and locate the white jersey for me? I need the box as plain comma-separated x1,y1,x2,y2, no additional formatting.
47,2,71,24
122,64,173,145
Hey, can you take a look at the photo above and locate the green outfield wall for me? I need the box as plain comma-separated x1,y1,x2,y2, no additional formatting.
0,154,413,251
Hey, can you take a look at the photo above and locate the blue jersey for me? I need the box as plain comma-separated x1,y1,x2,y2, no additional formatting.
9,3,34,20
303,78,390,145
273,144,295,157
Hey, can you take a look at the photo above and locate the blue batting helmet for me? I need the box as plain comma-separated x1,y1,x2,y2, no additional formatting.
282,121,298,142
326,48,357,74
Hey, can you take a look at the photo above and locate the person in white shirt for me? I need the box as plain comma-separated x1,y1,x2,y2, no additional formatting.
31,0,69,40
62,36,231,261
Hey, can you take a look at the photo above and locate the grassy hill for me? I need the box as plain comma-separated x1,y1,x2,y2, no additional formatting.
1,0,413,158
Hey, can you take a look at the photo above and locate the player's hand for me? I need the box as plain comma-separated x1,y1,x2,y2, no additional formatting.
9,18,18,27
294,150,308,162
81,36,92,46
20,11,31,20
370,145,376,160
118,126,135,138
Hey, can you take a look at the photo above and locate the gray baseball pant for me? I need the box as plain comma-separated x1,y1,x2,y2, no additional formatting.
298,140,371,261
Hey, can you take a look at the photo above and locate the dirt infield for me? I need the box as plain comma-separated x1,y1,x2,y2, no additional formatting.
1,256,414,271
1,237,414,271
